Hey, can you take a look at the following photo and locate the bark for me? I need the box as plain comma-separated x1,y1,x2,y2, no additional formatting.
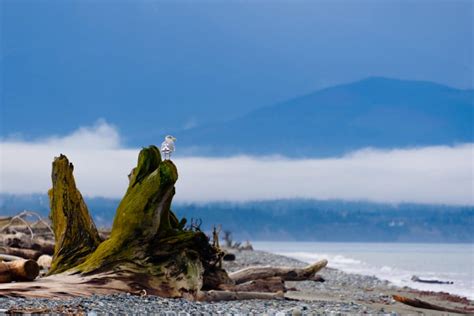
228,259,328,284
0,260,39,283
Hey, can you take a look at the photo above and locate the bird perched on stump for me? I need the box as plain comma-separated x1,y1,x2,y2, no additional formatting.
161,135,176,160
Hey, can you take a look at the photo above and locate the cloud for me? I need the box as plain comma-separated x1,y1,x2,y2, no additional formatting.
1,121,472,205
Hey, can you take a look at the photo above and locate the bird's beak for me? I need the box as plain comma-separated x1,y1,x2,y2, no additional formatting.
172,137,177,141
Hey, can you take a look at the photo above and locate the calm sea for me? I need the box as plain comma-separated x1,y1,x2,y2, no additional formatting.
252,241,474,299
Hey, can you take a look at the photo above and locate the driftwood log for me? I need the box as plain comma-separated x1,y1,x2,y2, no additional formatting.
0,146,328,300
393,295,473,314
0,246,42,260
228,260,328,284
0,233,54,255
231,277,286,292
0,260,39,283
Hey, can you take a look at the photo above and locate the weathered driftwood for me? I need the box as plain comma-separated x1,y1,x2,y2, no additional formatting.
231,277,286,293
411,275,454,285
0,272,151,297
0,273,285,301
228,259,328,284
1,233,55,255
0,259,39,283
0,254,23,262
0,246,42,260
0,211,54,241
393,295,472,314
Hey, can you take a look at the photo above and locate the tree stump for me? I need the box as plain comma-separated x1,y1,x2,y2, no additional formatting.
45,146,226,298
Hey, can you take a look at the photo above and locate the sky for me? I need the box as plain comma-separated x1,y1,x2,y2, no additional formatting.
1,1,473,205
1,0,473,143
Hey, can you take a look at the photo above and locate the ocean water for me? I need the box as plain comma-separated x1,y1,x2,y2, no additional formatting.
252,242,474,299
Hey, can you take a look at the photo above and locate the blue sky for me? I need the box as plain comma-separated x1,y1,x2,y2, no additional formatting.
1,1,473,205
1,0,473,143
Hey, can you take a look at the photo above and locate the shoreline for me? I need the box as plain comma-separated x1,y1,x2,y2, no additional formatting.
225,249,473,315
0,249,472,315
251,241,474,300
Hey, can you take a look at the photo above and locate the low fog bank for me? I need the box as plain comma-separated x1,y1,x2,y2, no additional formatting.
1,121,472,206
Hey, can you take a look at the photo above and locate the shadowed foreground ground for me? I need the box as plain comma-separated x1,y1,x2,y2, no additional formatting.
1,250,472,315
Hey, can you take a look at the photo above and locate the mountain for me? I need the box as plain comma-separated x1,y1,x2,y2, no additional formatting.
177,77,473,157
1,194,473,242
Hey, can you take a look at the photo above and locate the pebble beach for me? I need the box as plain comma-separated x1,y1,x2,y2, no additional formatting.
0,250,472,315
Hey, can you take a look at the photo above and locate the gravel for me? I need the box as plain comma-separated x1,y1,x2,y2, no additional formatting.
0,250,400,315
0,294,376,315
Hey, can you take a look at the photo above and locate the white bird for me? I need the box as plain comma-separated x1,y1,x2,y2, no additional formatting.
161,135,176,160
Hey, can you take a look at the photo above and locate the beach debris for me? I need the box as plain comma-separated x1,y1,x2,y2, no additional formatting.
0,254,23,262
222,230,253,251
408,290,472,305
231,276,286,293
223,253,236,261
0,246,42,260
1,233,54,256
393,294,473,314
0,210,55,262
240,240,253,251
411,275,453,284
37,255,52,270
228,259,328,284
0,259,39,283
310,275,325,282
211,225,225,268
0,210,54,239
37,254,52,277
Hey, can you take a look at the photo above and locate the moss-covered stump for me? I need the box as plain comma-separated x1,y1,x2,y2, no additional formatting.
46,146,227,299
48,155,101,274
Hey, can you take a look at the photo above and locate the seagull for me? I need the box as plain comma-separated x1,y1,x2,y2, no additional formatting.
161,135,176,160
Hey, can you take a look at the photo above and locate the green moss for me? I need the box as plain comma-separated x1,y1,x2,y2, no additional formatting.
129,145,162,187
75,146,179,273
49,146,221,297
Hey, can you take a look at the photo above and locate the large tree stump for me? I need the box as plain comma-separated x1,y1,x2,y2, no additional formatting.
45,146,225,298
